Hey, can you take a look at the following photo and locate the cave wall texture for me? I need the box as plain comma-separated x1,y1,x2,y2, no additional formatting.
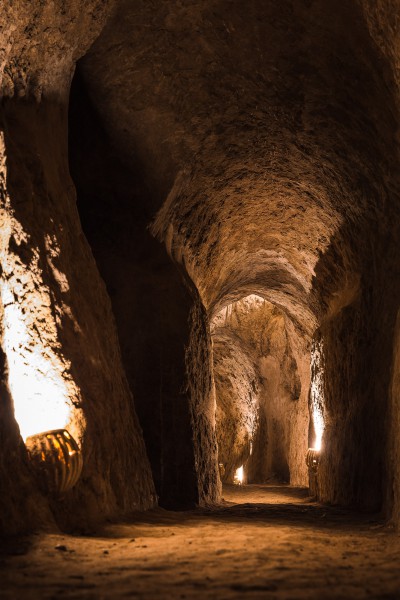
0,0,155,535
1,0,400,533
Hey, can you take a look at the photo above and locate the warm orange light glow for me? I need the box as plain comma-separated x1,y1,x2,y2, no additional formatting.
310,337,325,451
306,448,321,470
234,465,244,485
26,429,83,495
314,417,324,450
1,281,71,440
312,413,324,451
0,140,78,442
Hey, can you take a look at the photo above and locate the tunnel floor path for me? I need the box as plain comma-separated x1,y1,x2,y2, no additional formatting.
2,484,400,599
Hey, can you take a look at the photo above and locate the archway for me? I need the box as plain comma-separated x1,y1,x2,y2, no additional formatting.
211,294,309,487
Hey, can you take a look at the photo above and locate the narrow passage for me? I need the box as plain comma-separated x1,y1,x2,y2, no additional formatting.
2,485,399,599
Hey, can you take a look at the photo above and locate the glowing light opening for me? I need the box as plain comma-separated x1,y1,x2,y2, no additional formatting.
1,283,71,441
312,412,324,452
0,133,75,442
234,465,244,485
310,336,325,451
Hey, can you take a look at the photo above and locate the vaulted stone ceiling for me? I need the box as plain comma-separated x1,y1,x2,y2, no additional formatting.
73,0,400,519
78,0,400,333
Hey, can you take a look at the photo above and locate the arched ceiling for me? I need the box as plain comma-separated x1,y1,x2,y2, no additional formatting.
78,0,400,334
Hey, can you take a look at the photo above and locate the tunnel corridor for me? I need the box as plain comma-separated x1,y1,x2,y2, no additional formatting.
1,0,400,597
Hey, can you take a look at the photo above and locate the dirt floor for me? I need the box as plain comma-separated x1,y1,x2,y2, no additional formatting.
2,484,400,599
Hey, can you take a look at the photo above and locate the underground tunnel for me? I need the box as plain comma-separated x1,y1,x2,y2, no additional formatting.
1,0,400,598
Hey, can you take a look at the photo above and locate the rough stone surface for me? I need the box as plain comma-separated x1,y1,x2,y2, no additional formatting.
0,0,155,534
0,0,114,99
79,0,395,317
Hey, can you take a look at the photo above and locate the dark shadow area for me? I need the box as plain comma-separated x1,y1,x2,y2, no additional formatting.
0,536,34,559
69,68,200,509
200,502,381,532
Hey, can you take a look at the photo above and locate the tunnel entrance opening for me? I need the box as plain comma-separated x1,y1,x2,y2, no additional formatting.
211,294,310,491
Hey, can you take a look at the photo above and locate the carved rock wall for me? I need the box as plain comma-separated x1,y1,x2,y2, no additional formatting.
0,1,155,534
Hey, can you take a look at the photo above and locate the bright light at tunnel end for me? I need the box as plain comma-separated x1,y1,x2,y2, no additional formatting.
313,412,324,451
310,335,325,453
234,465,244,485
0,135,77,446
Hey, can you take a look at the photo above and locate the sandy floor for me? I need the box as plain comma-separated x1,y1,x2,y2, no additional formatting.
2,484,400,599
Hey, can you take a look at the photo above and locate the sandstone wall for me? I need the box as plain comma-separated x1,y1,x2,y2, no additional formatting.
0,0,156,534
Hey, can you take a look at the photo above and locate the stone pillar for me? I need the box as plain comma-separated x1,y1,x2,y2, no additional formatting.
0,98,155,531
